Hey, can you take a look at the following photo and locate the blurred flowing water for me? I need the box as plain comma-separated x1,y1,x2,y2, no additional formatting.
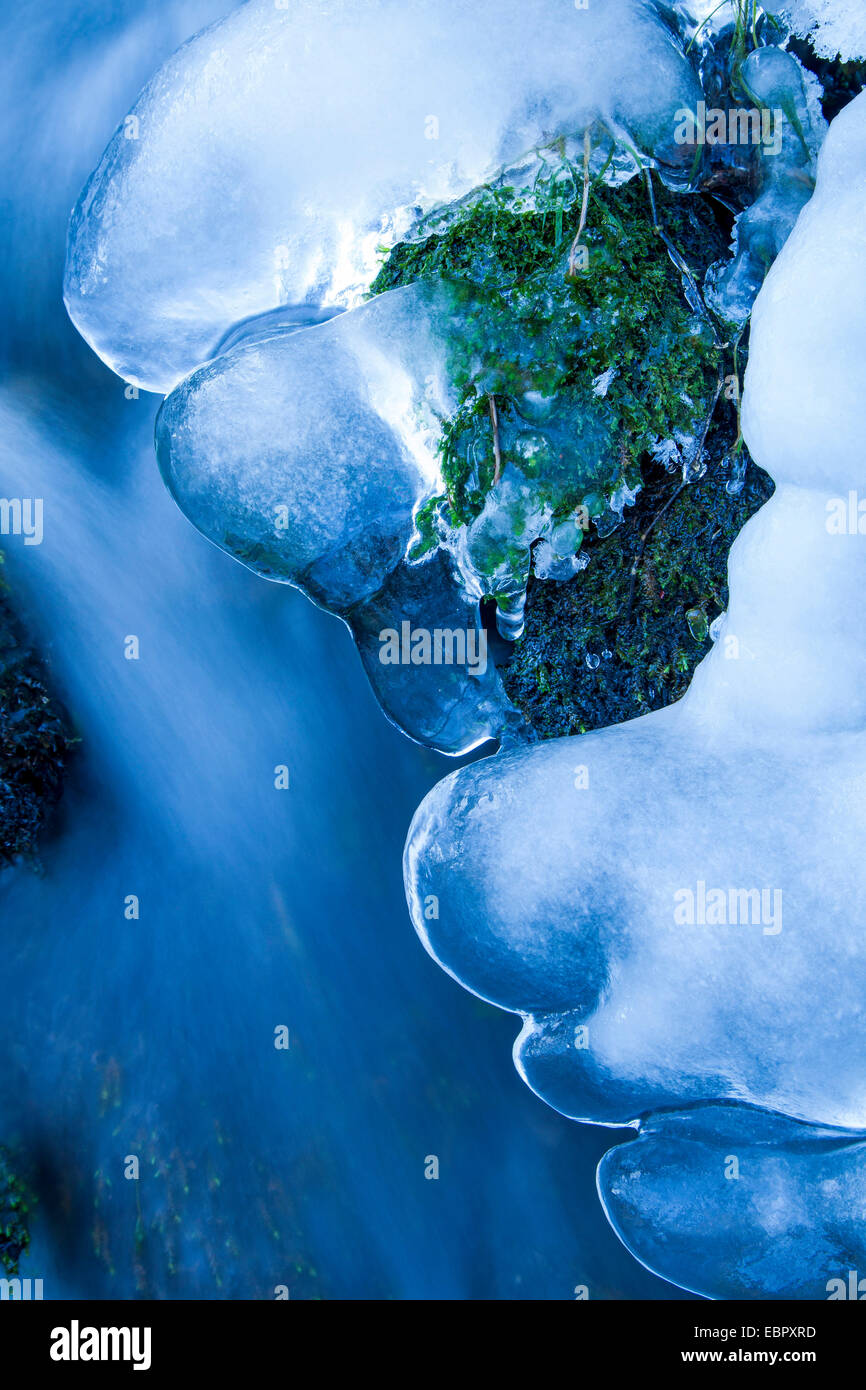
0,0,688,1299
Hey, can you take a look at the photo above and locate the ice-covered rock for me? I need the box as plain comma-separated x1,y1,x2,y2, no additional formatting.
405,90,866,1297
64,0,701,393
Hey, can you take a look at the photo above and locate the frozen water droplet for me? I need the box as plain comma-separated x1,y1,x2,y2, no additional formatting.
725,448,748,496
682,449,707,485
686,607,708,643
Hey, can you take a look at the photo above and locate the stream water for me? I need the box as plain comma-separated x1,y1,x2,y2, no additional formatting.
0,0,687,1300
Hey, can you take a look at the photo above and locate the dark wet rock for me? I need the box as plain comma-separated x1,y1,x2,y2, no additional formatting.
0,582,74,868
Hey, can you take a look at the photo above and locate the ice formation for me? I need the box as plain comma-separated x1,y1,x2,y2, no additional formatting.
156,285,453,612
63,0,718,752
782,0,866,59
704,44,825,326
405,90,866,1298
600,1106,866,1299
63,0,866,1293
349,547,520,754
155,281,522,753
72,0,711,754
63,0,701,394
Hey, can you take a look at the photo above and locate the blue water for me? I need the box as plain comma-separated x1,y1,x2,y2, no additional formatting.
0,0,690,1299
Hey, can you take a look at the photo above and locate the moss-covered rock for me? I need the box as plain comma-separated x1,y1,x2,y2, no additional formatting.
368,20,862,737
373,147,762,732
373,170,732,538
501,451,773,737
0,1149,32,1276
0,563,74,867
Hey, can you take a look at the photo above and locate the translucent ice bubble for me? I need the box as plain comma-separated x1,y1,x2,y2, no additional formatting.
533,516,589,582
348,547,519,756
599,1104,866,1300
155,283,456,612
724,446,748,496
685,605,708,641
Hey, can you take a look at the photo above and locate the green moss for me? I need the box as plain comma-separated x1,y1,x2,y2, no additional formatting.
372,139,762,734
372,168,729,541
0,1149,33,1276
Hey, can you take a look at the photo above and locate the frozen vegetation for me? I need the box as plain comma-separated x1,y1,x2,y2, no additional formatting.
0,569,73,866
62,0,866,1299
0,1148,31,1277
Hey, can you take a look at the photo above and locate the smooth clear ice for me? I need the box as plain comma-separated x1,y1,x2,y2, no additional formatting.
154,280,527,753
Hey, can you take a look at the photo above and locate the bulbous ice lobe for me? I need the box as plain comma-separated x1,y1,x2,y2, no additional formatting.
599,1105,866,1300
405,91,866,1295
405,739,614,1020
156,282,519,753
406,712,866,1129
63,0,700,393
155,286,448,612
349,548,519,756
743,93,866,489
